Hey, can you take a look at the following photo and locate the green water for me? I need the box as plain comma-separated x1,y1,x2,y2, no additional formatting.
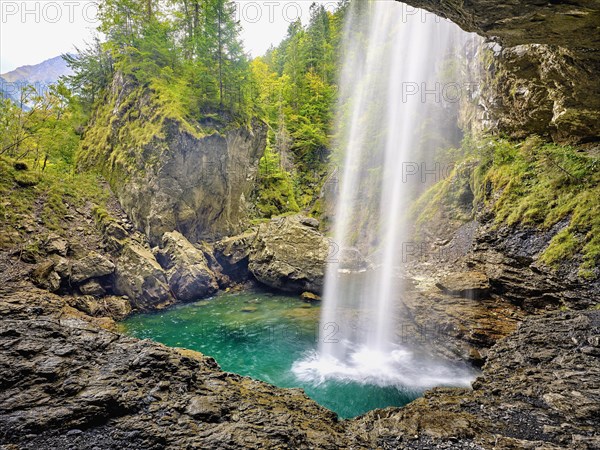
120,289,421,418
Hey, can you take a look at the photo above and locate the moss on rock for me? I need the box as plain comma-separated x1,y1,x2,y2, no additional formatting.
77,73,268,244
412,136,600,278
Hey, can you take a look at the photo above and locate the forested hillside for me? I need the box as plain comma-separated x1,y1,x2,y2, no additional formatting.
251,3,347,216
1,0,596,271
0,1,350,241
72,0,348,219
69,0,252,118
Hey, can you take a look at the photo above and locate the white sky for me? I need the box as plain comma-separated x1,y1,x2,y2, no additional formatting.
0,0,340,73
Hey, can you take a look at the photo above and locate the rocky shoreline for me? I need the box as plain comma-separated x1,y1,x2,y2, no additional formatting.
2,200,599,448
1,279,598,449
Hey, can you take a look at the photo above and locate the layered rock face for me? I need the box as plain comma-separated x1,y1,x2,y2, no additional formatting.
348,310,600,449
0,288,343,449
482,44,600,143
468,221,600,311
27,201,229,313
398,0,600,143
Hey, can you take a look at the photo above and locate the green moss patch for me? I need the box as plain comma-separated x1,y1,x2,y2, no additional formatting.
0,156,110,235
412,135,599,277
475,136,600,276
77,75,209,188
254,141,299,218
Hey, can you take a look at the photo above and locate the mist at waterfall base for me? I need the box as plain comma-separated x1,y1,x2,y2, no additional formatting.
292,1,479,392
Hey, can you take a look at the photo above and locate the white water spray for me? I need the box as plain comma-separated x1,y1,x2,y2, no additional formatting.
293,1,480,388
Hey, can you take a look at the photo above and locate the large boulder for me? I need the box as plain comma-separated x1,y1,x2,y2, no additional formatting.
195,241,232,289
43,233,68,256
338,247,370,272
114,242,175,310
247,215,330,294
31,260,61,292
70,252,115,284
79,280,106,297
212,230,257,283
155,231,218,302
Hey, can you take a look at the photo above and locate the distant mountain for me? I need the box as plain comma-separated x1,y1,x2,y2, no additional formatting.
0,75,19,104
1,55,73,85
1,56,73,109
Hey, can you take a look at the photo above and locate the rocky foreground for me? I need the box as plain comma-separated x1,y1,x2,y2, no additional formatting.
1,281,598,449
1,195,598,449
1,188,598,448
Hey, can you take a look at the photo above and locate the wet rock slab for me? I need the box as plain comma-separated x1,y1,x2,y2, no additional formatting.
435,271,490,299
0,288,343,449
247,215,330,294
348,310,600,449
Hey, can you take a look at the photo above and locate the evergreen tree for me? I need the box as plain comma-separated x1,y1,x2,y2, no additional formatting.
251,1,348,215
63,37,113,111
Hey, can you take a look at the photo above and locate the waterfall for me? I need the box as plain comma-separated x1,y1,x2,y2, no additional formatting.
293,1,480,388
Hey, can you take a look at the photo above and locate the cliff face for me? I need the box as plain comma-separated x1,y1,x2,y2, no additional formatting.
115,120,267,245
399,0,600,143
400,0,600,311
78,73,267,246
481,44,600,143
411,138,600,312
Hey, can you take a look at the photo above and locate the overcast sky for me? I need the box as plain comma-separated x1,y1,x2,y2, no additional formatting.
0,1,340,73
